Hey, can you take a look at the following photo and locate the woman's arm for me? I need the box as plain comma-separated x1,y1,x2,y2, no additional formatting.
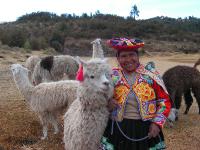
151,80,172,128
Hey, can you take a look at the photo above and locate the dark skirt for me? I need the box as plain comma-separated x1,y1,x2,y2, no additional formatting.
101,119,166,150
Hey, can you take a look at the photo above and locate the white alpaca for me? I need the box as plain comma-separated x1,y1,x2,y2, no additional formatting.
32,55,79,85
63,58,114,150
91,38,104,59
10,64,79,139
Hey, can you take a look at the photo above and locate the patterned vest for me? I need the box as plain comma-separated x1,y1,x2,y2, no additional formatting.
111,64,171,127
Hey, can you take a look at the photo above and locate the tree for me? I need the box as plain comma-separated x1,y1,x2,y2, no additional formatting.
130,4,140,20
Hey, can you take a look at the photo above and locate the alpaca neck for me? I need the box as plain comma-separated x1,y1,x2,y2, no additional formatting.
14,72,33,100
92,43,104,59
78,85,108,110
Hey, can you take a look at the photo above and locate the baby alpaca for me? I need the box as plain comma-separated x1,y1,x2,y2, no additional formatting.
63,58,114,150
10,64,79,139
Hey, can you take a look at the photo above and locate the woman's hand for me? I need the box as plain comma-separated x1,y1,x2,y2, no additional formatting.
107,99,119,112
148,123,160,138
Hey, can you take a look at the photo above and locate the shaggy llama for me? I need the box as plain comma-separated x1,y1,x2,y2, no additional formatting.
163,59,200,121
91,38,104,59
32,55,79,85
63,58,114,150
10,64,79,139
30,39,104,85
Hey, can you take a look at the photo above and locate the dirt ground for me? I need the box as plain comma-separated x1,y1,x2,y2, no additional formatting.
0,49,200,150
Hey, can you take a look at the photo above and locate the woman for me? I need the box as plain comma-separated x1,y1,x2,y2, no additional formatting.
101,38,171,150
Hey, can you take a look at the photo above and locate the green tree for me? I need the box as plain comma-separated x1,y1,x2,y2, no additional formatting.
130,4,140,20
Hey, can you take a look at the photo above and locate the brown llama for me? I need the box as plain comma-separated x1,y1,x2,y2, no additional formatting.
163,58,200,120
194,58,200,68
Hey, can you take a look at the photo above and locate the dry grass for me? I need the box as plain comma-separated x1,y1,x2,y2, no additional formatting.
0,49,200,150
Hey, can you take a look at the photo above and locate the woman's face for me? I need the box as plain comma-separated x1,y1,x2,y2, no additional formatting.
117,51,139,73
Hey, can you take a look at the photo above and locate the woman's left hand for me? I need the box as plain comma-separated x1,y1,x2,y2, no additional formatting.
107,99,119,112
148,123,160,138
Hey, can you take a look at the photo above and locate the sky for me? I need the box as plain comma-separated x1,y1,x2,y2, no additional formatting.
0,0,199,23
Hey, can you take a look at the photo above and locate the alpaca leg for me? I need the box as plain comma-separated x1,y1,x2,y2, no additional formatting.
184,88,193,114
52,121,59,134
41,126,48,140
39,113,49,140
197,98,200,114
174,90,182,121
49,112,60,134
169,90,176,108
174,91,182,110
192,87,200,114
168,90,179,121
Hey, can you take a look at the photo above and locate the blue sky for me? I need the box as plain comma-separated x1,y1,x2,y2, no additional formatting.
0,0,199,22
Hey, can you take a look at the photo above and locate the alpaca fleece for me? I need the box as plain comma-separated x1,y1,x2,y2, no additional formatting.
32,55,79,85
163,65,200,116
64,58,114,150
25,55,41,74
11,64,79,139
40,56,54,73
25,55,41,83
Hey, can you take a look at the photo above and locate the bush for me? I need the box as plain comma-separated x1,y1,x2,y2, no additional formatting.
29,37,48,50
50,40,63,52
29,38,40,50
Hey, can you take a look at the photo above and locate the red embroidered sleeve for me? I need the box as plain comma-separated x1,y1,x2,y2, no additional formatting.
151,80,171,128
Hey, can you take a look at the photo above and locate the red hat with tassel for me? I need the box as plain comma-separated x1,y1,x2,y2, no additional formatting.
107,37,144,51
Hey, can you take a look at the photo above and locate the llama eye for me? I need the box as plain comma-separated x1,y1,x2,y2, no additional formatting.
90,75,95,79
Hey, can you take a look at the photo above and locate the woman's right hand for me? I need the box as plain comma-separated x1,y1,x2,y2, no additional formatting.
107,99,119,112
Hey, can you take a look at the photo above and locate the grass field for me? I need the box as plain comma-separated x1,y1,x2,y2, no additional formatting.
0,49,200,150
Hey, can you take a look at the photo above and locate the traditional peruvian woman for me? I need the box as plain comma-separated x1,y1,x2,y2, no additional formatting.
101,37,171,150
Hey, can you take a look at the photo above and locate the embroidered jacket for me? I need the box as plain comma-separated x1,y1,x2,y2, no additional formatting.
111,64,171,128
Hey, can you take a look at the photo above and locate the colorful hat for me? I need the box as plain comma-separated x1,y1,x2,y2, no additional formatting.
107,37,144,51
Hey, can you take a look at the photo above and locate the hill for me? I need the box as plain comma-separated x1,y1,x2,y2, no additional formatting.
0,12,200,56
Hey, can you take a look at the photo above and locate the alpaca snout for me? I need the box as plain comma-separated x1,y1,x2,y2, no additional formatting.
99,81,112,92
